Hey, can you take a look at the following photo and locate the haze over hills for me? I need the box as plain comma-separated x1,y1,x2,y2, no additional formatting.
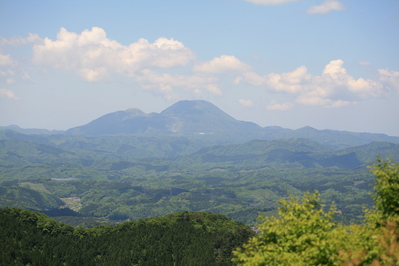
1,100,399,150
64,100,399,149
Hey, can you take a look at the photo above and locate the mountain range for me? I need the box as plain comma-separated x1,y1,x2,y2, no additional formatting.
1,100,399,149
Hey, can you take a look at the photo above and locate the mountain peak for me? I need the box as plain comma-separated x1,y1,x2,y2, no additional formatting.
161,100,226,116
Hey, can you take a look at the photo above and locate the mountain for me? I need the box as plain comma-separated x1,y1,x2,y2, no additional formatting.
179,139,399,169
0,125,63,135
261,126,399,149
66,100,399,148
3,100,399,149
66,108,174,135
66,100,264,142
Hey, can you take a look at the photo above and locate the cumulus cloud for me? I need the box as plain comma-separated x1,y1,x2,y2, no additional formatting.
266,100,293,110
307,0,345,14
194,55,251,73
240,59,396,108
0,88,20,100
239,99,253,107
244,65,312,93
0,33,41,46
245,0,299,5
32,27,195,81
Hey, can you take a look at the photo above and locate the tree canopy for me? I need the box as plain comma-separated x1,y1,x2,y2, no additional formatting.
233,158,399,266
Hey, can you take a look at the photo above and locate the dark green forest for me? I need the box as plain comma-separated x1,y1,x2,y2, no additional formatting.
0,208,254,265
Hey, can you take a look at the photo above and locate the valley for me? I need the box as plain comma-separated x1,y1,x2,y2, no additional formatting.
1,100,398,227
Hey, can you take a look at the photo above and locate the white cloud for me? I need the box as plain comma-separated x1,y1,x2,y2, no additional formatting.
378,69,399,93
239,99,253,107
205,84,223,95
79,68,109,82
244,65,311,93
133,69,221,98
32,27,195,81
0,53,16,66
295,96,352,108
0,88,20,100
307,0,345,14
245,0,299,5
0,33,41,46
194,55,252,73
266,100,293,110
241,59,394,108
358,61,371,66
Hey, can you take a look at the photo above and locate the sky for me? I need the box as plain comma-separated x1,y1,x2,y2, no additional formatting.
0,0,398,136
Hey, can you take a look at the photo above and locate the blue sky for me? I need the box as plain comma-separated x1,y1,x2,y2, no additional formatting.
1,0,398,135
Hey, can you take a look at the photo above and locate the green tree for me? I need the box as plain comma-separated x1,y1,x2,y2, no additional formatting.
233,191,351,265
233,158,399,266
370,157,399,220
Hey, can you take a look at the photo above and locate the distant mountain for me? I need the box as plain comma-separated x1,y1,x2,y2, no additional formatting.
3,100,399,149
65,100,399,149
261,126,399,149
339,141,399,163
66,100,264,142
0,125,63,135
179,139,399,169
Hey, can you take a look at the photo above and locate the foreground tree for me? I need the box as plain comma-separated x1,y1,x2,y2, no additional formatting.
233,158,399,266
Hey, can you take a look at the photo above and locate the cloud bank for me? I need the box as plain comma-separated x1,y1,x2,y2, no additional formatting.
1,27,399,108
32,27,195,82
238,59,399,108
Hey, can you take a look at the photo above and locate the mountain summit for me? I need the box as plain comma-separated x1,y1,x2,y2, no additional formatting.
66,100,263,140
65,100,399,148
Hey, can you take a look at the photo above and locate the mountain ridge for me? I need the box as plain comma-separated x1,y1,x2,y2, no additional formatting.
2,100,399,149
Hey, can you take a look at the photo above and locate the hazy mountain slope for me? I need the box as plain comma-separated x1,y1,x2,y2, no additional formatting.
66,108,177,135
0,125,63,135
184,138,331,168
3,100,399,149
160,100,263,135
338,141,399,162
179,139,399,169
66,100,265,142
262,126,399,149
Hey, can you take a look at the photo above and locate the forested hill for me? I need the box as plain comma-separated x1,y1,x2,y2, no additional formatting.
0,208,254,265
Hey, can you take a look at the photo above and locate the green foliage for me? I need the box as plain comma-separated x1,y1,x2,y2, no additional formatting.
234,158,399,266
234,191,345,265
0,208,254,265
370,157,399,219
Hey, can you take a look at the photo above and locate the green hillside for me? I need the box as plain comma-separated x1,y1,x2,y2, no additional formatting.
1,129,398,226
0,208,254,265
